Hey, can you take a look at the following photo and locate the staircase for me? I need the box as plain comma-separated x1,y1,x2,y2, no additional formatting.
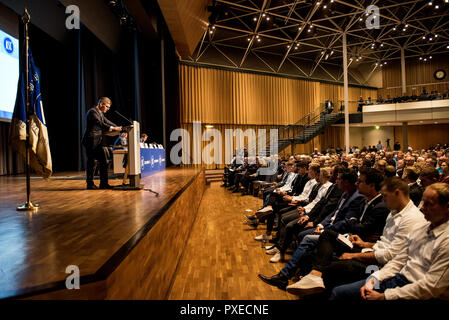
205,169,223,184
255,106,344,156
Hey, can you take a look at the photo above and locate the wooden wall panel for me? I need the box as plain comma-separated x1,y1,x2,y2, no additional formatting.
394,124,449,151
379,54,449,98
178,65,375,164
105,171,205,299
158,0,209,57
180,64,377,126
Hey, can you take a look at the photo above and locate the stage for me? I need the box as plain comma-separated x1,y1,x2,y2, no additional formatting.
0,168,205,299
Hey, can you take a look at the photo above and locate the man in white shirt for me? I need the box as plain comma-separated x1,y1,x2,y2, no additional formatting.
331,183,449,300
291,164,319,203
283,176,425,296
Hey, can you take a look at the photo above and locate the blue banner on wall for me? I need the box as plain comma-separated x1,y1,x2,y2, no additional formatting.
140,148,166,178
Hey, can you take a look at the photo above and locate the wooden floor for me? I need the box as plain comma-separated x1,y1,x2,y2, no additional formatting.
168,182,297,300
0,168,201,299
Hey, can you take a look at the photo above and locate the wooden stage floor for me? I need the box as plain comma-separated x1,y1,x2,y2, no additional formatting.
0,168,202,299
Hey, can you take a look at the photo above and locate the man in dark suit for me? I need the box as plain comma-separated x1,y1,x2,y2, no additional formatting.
403,166,423,206
283,168,389,297
82,97,122,189
258,169,366,289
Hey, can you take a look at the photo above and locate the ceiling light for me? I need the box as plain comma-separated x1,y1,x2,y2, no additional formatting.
429,1,433,5
256,35,259,38
430,55,433,59
262,13,266,17
420,57,423,60
298,27,302,30
324,5,327,9
257,38,261,42
253,17,257,21
435,5,440,9
393,26,397,31
266,17,270,21
423,36,427,39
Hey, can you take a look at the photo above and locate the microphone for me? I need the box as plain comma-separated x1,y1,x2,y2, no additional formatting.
114,110,133,125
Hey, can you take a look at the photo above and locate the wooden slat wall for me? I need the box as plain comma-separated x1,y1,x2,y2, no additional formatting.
394,124,449,150
178,65,373,167
179,64,378,125
379,55,449,98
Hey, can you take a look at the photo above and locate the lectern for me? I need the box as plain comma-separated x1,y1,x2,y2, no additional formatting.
127,121,143,189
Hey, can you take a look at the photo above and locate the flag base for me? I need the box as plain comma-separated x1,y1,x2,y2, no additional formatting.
17,202,39,211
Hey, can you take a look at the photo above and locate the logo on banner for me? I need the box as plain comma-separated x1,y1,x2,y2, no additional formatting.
151,155,155,168
159,155,162,167
141,155,145,170
4,37,13,54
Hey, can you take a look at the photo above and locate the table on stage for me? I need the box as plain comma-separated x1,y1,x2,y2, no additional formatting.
113,145,166,178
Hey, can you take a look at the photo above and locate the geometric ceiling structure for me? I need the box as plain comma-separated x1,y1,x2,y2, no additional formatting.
181,0,449,86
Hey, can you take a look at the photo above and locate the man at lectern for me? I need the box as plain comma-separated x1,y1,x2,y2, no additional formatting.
82,97,122,190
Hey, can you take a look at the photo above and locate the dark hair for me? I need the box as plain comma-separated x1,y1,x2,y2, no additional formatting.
404,166,419,181
309,163,321,174
381,177,410,198
384,165,397,178
420,167,440,180
340,169,358,185
360,168,384,192
297,161,308,169
362,159,372,168
341,161,349,169
333,165,345,175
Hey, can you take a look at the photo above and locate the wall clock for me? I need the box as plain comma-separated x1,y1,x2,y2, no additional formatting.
434,69,446,80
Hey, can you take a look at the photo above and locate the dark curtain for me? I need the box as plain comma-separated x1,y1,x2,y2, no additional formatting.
0,1,178,175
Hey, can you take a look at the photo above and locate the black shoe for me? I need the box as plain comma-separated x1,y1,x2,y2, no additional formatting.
86,184,98,190
99,184,114,190
269,237,279,244
244,214,257,221
258,273,288,290
246,220,259,229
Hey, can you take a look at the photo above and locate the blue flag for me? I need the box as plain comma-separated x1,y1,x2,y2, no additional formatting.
9,47,52,178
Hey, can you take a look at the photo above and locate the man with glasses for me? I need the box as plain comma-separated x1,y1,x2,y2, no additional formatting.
82,97,122,190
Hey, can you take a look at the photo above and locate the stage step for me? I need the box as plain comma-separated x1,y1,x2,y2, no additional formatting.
205,169,224,185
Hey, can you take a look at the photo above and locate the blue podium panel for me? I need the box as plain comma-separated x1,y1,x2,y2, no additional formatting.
141,148,166,178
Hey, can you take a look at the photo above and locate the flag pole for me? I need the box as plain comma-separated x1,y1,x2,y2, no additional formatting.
17,8,38,211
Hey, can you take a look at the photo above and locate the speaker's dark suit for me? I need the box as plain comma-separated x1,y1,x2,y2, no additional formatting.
82,107,118,186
